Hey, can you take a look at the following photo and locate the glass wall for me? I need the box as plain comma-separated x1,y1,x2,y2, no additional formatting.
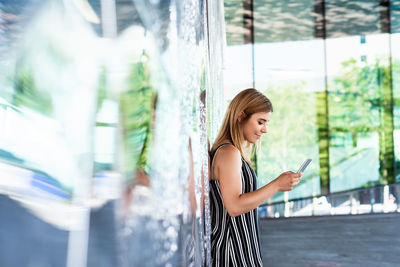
392,0,400,183
223,0,253,100
0,0,224,266
325,0,392,193
253,0,323,205
224,0,399,213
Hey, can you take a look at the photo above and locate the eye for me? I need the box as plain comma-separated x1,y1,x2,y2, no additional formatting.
258,121,263,125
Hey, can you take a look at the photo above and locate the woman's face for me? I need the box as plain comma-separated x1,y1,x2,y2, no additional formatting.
241,112,271,144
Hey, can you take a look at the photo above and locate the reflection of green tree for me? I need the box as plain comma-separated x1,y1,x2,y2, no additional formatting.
329,58,395,184
260,83,315,169
97,67,108,113
11,39,74,115
257,58,398,205
13,60,53,115
257,83,317,201
120,57,155,180
329,58,381,128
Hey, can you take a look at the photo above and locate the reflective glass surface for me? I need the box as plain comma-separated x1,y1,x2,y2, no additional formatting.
392,0,400,182
253,0,322,203
223,1,253,101
325,34,389,192
224,0,399,208
0,0,223,266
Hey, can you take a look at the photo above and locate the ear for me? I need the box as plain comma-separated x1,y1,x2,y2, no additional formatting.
238,111,245,122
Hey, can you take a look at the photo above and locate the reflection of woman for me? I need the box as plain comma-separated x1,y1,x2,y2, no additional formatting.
209,89,302,266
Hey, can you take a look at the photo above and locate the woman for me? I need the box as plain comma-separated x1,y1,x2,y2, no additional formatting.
209,88,302,266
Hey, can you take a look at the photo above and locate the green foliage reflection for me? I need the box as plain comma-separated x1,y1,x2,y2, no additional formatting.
329,58,395,185
257,83,320,203
257,57,398,203
120,56,155,181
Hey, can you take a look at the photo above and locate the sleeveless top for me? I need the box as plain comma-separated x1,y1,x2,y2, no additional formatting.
209,143,263,267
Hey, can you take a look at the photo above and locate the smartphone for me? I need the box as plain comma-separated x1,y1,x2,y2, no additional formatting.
297,159,312,173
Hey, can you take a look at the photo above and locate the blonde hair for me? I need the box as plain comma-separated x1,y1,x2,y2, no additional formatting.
211,88,273,164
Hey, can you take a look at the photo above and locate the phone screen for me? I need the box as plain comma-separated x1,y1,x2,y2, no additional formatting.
297,159,312,173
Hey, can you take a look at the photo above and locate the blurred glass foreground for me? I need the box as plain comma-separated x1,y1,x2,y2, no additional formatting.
0,0,224,266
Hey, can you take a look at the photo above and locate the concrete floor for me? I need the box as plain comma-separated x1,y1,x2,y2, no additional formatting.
259,213,400,267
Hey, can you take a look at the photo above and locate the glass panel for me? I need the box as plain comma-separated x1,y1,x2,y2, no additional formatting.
391,0,400,182
223,0,253,103
329,131,380,191
326,33,390,192
325,0,396,190
0,1,100,266
254,0,322,203
1,1,220,266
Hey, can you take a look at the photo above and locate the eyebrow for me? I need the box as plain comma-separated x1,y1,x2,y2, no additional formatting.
259,119,267,122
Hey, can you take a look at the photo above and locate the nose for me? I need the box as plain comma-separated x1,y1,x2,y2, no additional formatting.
261,125,267,133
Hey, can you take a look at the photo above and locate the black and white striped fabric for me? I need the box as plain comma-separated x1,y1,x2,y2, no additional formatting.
209,143,263,267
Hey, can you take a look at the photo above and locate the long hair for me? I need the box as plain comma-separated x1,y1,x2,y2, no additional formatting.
210,88,273,164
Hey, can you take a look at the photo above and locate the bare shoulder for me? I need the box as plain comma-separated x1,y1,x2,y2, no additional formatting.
212,144,242,181
214,144,242,167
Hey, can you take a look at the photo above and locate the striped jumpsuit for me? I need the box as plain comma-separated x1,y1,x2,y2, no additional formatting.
210,144,263,267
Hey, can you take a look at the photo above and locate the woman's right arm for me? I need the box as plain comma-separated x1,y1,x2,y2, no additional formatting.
214,145,301,217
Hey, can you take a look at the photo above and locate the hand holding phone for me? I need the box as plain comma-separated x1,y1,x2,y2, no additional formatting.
297,158,312,173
